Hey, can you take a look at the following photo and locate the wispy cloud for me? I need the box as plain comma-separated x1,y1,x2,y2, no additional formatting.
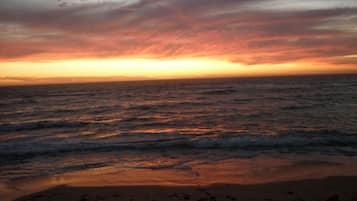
0,0,356,65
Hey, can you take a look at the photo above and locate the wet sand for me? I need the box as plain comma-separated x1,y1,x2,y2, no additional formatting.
14,176,357,201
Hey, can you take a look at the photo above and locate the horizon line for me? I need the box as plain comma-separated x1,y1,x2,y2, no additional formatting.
1,72,356,87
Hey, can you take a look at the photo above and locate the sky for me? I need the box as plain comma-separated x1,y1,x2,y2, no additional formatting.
0,0,357,85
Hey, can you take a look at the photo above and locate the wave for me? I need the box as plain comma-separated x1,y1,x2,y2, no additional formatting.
60,162,108,172
1,130,356,161
281,104,325,111
199,89,237,95
109,130,357,150
127,101,210,111
0,120,105,132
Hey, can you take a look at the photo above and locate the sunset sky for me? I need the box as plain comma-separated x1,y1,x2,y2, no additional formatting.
0,0,357,85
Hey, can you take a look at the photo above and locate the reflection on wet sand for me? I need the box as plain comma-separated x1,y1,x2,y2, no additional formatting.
2,154,357,201
12,176,357,201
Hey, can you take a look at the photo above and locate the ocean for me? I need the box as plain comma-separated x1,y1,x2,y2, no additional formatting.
1,75,357,198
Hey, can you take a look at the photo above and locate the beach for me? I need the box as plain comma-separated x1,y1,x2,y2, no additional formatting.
13,176,357,201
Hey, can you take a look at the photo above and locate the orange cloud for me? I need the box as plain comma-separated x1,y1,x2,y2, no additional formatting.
0,0,356,78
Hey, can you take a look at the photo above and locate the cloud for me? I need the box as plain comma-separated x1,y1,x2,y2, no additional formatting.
0,0,356,66
0,75,151,86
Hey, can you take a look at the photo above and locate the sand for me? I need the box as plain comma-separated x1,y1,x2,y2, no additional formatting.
12,176,357,201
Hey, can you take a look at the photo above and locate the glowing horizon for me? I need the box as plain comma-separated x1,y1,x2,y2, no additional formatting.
1,58,356,86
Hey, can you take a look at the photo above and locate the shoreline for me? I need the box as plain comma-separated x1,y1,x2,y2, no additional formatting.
13,176,357,201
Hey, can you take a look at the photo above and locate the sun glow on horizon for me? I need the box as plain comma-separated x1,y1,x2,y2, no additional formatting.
1,58,238,78
1,58,357,86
